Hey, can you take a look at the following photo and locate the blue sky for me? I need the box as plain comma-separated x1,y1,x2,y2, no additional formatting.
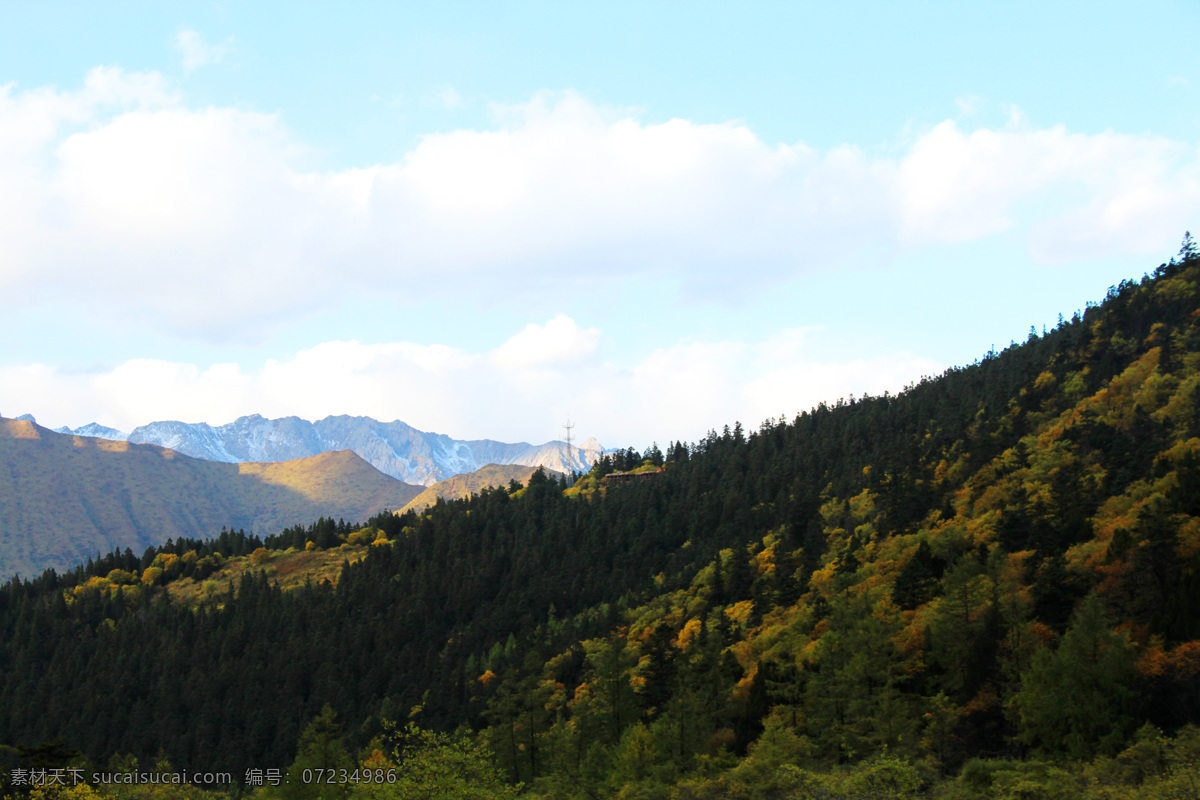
1,1,1198,447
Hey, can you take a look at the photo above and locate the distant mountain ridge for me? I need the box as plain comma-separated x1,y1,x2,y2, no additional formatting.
400,463,565,514
46,414,606,486
0,417,423,577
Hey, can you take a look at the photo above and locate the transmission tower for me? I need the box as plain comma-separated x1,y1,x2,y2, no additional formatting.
563,418,576,486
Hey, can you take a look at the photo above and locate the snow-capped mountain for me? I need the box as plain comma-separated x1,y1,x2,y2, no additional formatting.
56,422,128,441
52,414,605,486
18,414,131,441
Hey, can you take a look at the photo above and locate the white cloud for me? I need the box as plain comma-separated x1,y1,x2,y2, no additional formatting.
895,120,1200,254
0,319,943,447
491,314,601,369
1,74,1198,340
174,29,232,74
436,85,463,110
955,94,985,116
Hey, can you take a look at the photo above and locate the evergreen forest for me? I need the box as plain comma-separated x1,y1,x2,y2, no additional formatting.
5,240,1200,798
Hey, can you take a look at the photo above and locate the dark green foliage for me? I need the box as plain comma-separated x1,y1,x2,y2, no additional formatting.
1016,595,1141,760
892,540,942,610
284,705,355,800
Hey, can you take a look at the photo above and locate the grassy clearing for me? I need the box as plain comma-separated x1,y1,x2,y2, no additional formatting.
163,544,371,608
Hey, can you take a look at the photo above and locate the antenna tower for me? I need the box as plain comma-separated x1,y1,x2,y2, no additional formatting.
563,418,576,486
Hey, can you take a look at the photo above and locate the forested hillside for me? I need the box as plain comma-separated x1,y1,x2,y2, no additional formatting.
3,240,1200,799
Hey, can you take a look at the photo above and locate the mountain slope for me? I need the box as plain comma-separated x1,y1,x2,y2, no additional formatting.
0,419,421,577
51,421,125,440
5,245,1200,794
400,463,564,513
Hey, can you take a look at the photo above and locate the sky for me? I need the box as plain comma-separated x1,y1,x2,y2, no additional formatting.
1,1,1198,449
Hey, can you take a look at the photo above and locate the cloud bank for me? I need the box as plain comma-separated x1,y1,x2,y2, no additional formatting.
1,70,1197,340
0,317,942,447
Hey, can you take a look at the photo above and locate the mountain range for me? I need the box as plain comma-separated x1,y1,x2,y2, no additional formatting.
40,414,605,486
0,417,423,577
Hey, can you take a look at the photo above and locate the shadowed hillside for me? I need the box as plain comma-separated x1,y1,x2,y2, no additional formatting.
0,419,421,577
